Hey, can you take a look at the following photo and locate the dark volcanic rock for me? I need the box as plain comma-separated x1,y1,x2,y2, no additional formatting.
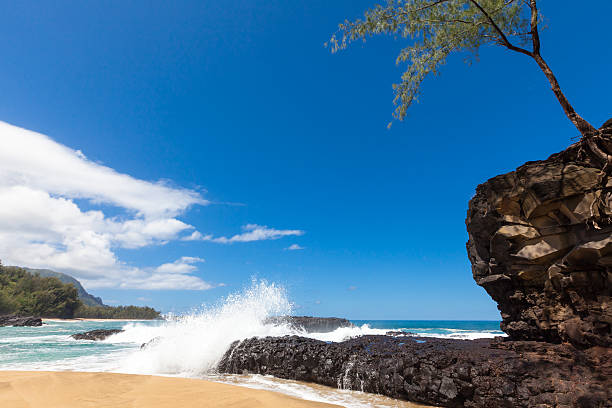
264,316,354,333
0,315,42,327
466,132,612,348
385,330,416,336
71,329,123,341
218,335,611,407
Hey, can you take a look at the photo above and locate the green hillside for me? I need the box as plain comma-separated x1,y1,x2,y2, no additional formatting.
0,263,160,319
0,266,80,318
23,268,104,307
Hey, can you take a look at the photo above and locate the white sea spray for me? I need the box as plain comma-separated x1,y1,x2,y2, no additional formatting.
114,280,295,376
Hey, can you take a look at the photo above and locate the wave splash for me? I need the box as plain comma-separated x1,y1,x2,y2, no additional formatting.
103,280,504,377
111,280,394,376
114,280,295,376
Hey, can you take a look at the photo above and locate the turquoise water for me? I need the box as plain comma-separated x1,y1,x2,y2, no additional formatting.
0,319,503,370
351,320,503,338
0,320,158,369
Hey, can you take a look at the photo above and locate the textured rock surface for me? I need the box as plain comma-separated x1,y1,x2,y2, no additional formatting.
466,133,612,348
218,334,611,407
0,315,42,327
71,329,123,341
264,316,354,333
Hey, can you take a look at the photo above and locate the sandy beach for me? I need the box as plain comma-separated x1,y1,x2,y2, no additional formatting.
0,371,340,408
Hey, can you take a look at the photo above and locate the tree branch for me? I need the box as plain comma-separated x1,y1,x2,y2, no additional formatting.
521,0,598,140
405,0,452,14
529,0,540,54
469,0,533,57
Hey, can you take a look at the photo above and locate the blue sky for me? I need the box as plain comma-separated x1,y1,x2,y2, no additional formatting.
0,1,610,319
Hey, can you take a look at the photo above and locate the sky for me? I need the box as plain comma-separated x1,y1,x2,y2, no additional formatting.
0,1,610,319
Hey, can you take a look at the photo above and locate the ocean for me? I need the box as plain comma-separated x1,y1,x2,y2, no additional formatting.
0,282,504,407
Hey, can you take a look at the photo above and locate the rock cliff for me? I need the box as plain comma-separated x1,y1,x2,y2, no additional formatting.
466,123,612,348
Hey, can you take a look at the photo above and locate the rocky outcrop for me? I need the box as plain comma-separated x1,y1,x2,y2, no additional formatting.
264,316,354,333
71,329,123,341
218,334,611,407
466,125,612,348
0,315,42,327
217,131,612,407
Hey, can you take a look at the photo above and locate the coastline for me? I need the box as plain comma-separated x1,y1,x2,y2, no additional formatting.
0,371,341,408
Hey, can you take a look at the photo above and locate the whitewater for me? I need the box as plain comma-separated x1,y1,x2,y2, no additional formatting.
0,280,504,407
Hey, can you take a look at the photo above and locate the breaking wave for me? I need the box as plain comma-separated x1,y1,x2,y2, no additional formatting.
101,281,503,376
113,280,295,376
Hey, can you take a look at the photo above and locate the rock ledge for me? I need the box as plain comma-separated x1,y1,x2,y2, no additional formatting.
218,334,611,407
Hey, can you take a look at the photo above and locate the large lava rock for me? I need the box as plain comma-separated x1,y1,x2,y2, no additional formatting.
264,316,354,333
218,335,611,407
71,329,123,341
466,129,612,348
0,315,42,327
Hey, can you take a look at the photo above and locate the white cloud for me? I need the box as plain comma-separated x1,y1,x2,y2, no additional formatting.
0,122,207,217
114,267,213,291
0,121,210,290
155,256,205,274
285,244,305,251
198,224,304,244
181,230,204,241
0,121,303,291
348,286,357,291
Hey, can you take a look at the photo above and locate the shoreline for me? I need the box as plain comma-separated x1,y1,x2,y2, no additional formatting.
0,371,341,408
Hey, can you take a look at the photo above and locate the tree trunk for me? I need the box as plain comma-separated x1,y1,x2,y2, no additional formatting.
521,1,610,166
531,55,610,166
531,55,596,138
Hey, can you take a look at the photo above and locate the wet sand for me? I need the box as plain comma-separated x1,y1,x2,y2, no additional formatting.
0,371,341,408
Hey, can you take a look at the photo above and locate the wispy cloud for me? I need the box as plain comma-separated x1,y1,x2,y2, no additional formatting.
155,256,204,274
285,244,305,251
0,122,207,217
181,231,205,241
188,224,304,244
348,286,357,291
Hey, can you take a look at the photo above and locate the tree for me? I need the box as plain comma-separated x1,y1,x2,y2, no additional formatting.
329,0,611,167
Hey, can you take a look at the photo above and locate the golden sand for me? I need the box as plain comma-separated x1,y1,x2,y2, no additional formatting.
0,371,340,408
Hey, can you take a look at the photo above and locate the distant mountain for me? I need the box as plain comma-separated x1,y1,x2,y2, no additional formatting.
22,268,104,307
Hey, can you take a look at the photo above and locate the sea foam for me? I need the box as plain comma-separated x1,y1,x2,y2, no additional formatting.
105,280,397,376
86,280,504,377
111,280,296,376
